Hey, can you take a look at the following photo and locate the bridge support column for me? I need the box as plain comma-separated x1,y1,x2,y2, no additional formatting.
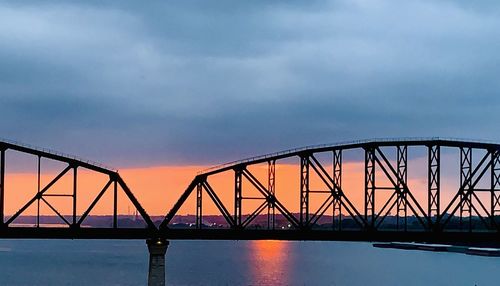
147,239,169,286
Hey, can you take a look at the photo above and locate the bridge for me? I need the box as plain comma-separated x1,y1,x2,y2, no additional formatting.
1,138,500,285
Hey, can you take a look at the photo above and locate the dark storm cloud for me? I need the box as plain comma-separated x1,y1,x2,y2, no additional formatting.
1,0,500,167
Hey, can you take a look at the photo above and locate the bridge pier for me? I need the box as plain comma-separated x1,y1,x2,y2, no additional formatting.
147,238,169,286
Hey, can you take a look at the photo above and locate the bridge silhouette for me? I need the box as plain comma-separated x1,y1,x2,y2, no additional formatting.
159,138,500,245
1,138,500,285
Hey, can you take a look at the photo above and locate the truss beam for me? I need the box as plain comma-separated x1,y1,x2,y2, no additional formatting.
267,160,276,230
491,151,500,228
396,146,408,230
332,150,342,230
300,155,310,228
365,147,376,229
428,145,440,226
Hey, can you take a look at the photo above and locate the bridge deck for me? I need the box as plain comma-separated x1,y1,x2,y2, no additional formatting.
161,229,500,247
0,227,157,239
1,227,499,247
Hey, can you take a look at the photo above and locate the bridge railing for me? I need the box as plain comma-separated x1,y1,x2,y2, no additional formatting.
197,137,500,175
0,138,116,172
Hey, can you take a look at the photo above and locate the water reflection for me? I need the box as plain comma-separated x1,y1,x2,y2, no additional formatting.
0,240,498,285
248,240,292,286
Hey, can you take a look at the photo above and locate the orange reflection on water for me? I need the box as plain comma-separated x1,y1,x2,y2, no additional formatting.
248,240,292,286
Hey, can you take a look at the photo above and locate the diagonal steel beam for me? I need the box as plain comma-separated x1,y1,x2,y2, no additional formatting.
374,149,427,228
374,191,398,227
470,191,492,228
440,151,492,228
468,192,493,230
242,200,268,228
309,194,334,226
202,181,235,227
77,179,113,226
376,197,399,229
242,169,300,228
6,165,72,226
117,176,156,229
41,197,71,226
374,148,429,229
161,178,199,228
309,155,366,228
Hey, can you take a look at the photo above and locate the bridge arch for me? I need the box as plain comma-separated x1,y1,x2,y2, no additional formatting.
161,138,500,244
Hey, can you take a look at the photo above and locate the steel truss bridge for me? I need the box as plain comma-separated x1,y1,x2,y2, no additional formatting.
160,138,500,246
1,137,500,247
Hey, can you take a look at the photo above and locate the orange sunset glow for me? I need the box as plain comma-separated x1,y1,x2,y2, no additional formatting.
248,240,291,285
2,160,462,218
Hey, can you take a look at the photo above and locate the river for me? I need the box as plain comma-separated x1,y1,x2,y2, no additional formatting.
0,239,497,285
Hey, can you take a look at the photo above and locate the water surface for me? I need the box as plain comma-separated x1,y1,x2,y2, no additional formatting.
0,239,497,285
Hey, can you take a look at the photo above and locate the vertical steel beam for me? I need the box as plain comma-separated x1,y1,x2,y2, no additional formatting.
332,150,342,231
396,146,408,231
37,155,41,228
73,166,77,226
113,179,118,228
491,151,500,227
267,160,276,230
365,147,376,229
428,145,440,226
234,168,243,228
0,148,4,227
196,181,203,229
300,155,310,228
459,147,472,230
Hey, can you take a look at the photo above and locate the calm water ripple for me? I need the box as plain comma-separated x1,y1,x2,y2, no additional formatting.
0,239,497,285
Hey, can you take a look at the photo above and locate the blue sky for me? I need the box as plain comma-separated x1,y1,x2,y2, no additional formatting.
1,1,500,167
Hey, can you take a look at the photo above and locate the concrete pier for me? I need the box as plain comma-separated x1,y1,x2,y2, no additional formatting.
147,238,169,286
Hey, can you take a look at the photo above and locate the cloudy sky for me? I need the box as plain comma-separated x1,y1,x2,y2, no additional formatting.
1,0,500,167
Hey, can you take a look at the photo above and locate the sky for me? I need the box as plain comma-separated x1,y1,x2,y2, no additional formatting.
2,1,500,216
2,0,500,168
